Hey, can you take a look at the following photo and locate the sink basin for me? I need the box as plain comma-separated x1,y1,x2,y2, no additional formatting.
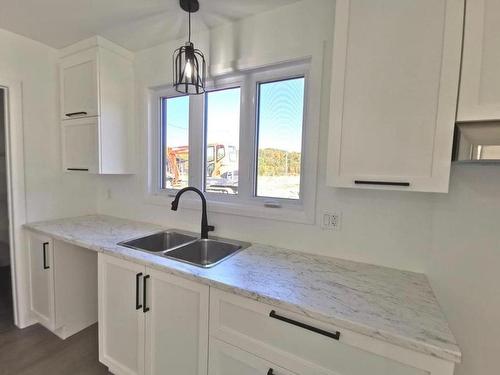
119,231,250,268
164,238,250,268
119,231,197,253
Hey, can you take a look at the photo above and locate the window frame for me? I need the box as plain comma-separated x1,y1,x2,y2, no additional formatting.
147,59,318,224
250,66,309,205
202,76,245,202
159,92,191,191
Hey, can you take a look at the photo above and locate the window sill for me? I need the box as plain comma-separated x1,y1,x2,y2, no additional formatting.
144,193,315,225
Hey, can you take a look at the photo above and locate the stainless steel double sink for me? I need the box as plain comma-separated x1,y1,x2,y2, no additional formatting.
118,230,250,268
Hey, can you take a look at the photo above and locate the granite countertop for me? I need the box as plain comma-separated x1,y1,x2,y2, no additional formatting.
24,215,461,363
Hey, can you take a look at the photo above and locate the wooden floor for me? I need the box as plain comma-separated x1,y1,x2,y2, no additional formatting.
0,267,110,375
0,266,13,335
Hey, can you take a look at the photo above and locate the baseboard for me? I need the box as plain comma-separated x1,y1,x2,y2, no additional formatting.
15,317,37,329
54,318,98,340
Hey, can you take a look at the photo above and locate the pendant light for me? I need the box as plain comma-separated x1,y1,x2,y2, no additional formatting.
173,0,206,95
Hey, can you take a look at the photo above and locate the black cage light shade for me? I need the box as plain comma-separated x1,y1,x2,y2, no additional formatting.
173,0,206,95
173,42,206,95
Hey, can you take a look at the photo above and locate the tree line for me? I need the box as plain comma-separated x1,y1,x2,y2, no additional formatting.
258,148,301,176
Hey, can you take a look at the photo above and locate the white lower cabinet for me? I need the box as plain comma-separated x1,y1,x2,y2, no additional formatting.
27,230,97,339
144,268,209,375
29,239,456,375
98,254,209,375
28,232,55,330
98,254,145,375
209,338,296,375
209,289,455,375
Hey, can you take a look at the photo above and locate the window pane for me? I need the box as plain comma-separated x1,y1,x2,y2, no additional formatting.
162,96,189,190
256,77,305,200
205,87,240,195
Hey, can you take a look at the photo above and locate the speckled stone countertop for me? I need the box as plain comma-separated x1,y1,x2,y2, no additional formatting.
24,215,461,363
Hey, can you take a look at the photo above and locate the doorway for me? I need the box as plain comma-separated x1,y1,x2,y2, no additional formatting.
0,88,13,332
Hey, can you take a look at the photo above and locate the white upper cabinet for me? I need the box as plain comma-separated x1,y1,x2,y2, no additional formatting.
59,37,134,174
60,49,99,119
327,0,464,193
457,0,500,121
62,117,99,173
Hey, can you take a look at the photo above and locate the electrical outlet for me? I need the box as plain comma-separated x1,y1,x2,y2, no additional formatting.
321,212,341,231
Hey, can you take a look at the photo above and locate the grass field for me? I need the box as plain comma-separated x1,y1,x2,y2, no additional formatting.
257,175,300,200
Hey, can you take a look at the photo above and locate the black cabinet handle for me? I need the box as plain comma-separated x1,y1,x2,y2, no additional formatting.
143,275,150,313
269,310,340,340
67,168,89,172
135,273,143,310
354,180,410,187
42,242,50,270
65,111,87,117
267,369,274,375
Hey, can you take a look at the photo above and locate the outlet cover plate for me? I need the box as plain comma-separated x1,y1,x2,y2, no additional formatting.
321,212,341,231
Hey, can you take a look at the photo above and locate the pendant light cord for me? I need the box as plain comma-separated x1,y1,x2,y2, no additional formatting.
188,9,191,43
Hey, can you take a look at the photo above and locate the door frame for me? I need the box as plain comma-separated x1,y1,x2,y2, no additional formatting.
0,79,29,328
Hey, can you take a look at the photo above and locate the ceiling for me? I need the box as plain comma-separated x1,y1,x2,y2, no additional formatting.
0,0,300,51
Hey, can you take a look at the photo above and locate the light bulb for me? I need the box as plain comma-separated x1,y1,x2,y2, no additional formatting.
185,60,193,78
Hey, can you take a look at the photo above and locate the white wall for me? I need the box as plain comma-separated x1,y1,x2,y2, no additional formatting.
0,27,99,325
428,165,500,375
0,89,8,266
97,0,433,273
0,28,98,221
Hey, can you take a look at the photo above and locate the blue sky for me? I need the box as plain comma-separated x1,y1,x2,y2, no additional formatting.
164,77,305,152
164,95,189,148
258,78,304,152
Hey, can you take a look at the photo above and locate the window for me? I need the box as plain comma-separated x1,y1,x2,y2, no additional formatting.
205,87,241,195
161,95,189,190
256,77,305,200
151,61,318,223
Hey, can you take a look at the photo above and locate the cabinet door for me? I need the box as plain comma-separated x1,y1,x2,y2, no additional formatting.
457,0,500,121
98,254,146,375
28,232,55,330
60,49,99,120
62,117,99,173
327,0,464,192
209,338,297,375
144,268,209,375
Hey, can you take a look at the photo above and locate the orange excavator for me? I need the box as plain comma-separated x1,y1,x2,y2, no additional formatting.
167,146,189,187
167,144,239,192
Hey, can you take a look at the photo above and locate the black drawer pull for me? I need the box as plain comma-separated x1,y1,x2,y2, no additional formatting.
65,111,87,117
269,310,340,340
354,180,410,187
135,273,143,310
42,242,50,270
67,168,89,172
143,275,150,313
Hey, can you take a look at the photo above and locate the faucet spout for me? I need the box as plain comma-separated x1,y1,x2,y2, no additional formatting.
170,187,214,239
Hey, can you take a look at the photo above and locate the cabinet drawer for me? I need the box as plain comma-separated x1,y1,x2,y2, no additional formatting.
209,338,297,375
210,290,426,375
